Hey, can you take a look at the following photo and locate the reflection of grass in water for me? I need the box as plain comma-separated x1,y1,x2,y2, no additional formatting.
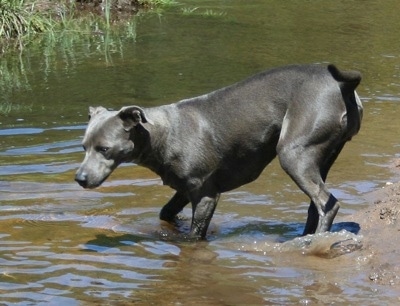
181,7,226,17
0,0,178,116
0,1,223,116
0,13,138,115
43,15,138,69
0,55,33,115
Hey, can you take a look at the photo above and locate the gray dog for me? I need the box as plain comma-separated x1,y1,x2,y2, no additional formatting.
75,64,362,239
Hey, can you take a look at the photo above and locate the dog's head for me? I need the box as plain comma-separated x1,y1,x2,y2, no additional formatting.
75,106,153,189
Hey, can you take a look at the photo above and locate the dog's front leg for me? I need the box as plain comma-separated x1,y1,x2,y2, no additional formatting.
159,191,189,223
190,193,220,239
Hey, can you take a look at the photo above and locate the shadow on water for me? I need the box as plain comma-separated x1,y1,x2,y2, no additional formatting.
332,221,360,234
83,233,151,251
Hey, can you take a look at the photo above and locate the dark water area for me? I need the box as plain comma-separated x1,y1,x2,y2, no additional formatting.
1,0,400,304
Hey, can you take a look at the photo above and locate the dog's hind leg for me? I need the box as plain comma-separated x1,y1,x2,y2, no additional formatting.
159,191,189,223
277,105,346,235
302,142,346,235
278,142,342,235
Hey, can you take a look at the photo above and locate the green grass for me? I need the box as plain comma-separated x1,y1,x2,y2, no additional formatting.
0,0,53,40
104,0,111,28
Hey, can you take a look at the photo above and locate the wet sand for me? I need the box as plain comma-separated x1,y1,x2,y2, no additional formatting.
340,158,400,290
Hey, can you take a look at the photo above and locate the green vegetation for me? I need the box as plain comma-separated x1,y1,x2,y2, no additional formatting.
0,0,52,43
0,0,176,50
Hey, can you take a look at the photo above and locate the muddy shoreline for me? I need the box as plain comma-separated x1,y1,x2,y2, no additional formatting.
340,158,400,289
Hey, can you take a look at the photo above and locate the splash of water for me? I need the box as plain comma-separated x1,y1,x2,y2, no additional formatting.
238,230,363,259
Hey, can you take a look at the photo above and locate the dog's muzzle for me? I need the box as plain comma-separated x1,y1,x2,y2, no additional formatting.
75,171,89,188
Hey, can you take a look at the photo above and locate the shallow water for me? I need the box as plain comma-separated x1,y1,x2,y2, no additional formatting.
1,0,400,304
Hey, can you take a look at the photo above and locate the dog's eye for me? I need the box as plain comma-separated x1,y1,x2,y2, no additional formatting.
97,146,110,153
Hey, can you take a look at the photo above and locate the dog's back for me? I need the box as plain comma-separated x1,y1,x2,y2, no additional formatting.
153,65,362,192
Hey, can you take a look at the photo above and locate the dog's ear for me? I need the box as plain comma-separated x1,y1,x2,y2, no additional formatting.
88,106,107,120
118,106,154,131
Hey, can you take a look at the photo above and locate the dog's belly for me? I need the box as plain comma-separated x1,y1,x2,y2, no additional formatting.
214,146,278,192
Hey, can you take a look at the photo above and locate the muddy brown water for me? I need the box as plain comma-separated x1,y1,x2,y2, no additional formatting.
1,1,400,304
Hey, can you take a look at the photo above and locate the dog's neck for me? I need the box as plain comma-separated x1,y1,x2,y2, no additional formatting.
129,107,175,182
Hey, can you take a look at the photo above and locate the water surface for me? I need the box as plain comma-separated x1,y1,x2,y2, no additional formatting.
1,0,400,304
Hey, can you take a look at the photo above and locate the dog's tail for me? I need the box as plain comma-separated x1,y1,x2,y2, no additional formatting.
328,64,362,94
329,64,363,132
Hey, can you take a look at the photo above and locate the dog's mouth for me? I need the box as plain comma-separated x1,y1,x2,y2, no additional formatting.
75,172,110,189
76,179,95,189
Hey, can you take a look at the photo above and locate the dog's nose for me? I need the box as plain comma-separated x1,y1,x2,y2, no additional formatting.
75,171,88,188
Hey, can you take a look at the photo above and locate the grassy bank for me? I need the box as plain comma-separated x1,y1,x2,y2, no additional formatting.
0,0,176,52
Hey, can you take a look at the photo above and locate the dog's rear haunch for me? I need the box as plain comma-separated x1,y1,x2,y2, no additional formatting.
75,64,362,239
